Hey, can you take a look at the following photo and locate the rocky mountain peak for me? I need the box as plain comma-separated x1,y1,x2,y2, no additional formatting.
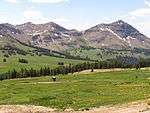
0,23,22,36
111,20,126,25
42,22,68,32
23,22,34,25
108,20,145,40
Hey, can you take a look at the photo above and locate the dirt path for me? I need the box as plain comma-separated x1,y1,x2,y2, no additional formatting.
20,82,61,85
74,68,150,75
0,100,150,113
76,100,150,113
74,68,129,75
0,105,55,113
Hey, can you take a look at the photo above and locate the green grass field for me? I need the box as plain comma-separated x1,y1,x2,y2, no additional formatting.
68,48,149,61
0,70,150,110
0,55,83,73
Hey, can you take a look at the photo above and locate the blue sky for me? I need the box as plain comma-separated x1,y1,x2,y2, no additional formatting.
0,0,150,37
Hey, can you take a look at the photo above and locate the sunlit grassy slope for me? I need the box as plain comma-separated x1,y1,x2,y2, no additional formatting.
0,55,83,72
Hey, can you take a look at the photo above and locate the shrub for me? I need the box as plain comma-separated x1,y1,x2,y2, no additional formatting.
3,58,6,62
91,68,94,72
58,62,64,66
4,54,9,58
18,58,28,64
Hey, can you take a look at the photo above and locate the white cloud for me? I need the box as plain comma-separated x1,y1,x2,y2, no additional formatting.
145,0,150,7
129,8,150,16
127,0,150,17
0,12,19,24
20,9,71,25
102,17,110,21
0,13,8,23
4,0,70,4
52,17,70,23
134,21,150,37
30,0,69,3
75,23,95,31
22,10,50,24
5,0,17,3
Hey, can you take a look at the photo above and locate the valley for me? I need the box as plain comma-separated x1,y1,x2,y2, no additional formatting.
1,0,150,112
0,20,150,113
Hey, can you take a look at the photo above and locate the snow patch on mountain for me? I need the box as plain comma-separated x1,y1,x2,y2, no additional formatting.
61,33,70,37
33,33,40,36
54,33,59,37
99,28,106,31
102,43,105,46
126,36,132,46
105,28,123,40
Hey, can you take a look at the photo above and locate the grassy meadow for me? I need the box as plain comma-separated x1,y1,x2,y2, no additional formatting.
0,55,84,73
0,70,150,110
68,48,150,61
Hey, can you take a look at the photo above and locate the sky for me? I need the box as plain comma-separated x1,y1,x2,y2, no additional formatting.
0,0,150,37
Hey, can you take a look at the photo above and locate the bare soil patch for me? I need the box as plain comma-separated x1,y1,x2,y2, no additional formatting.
20,82,61,85
141,67,150,71
0,100,150,113
74,68,128,75
74,68,150,75
0,105,55,113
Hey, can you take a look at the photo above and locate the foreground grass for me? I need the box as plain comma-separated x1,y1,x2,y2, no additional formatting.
0,70,150,110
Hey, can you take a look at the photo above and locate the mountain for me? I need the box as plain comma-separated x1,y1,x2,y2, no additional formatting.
15,20,150,50
83,20,150,49
0,20,150,61
15,22,83,51
0,23,30,45
1,20,150,51
0,24,88,60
